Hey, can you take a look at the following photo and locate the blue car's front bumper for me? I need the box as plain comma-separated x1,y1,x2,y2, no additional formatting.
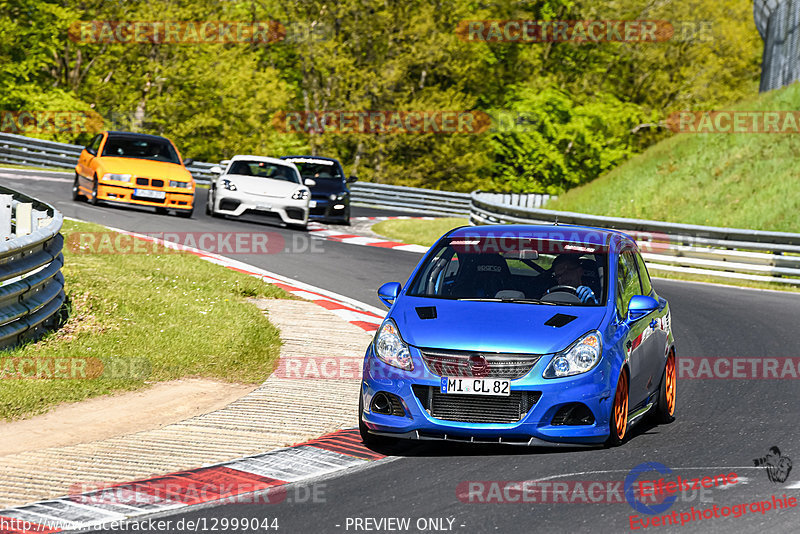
360,345,616,446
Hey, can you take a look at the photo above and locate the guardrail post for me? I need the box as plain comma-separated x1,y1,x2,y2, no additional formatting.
31,208,48,229
15,202,32,236
0,194,11,240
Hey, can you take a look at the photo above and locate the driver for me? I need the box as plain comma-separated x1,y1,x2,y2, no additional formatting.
550,254,598,304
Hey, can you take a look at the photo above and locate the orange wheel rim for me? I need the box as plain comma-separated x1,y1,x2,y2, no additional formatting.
665,352,676,415
613,371,628,439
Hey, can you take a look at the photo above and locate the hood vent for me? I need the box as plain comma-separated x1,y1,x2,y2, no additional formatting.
415,306,437,320
544,313,577,328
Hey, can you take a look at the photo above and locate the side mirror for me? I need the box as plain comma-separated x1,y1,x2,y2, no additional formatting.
183,158,194,166
210,165,223,175
304,178,316,187
626,295,659,322
346,175,358,183
377,282,401,308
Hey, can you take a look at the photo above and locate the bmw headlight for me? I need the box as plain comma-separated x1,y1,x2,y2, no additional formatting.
169,180,191,188
292,189,310,200
543,331,602,378
222,179,237,191
103,173,131,182
374,319,414,371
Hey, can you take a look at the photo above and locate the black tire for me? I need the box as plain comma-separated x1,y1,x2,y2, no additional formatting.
176,204,193,218
89,177,99,206
205,195,212,216
358,395,392,448
72,174,84,201
652,350,676,424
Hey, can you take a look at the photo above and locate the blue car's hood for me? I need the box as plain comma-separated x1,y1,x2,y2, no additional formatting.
393,296,607,354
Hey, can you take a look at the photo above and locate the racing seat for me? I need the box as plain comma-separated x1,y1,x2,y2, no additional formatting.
229,161,253,175
449,254,513,299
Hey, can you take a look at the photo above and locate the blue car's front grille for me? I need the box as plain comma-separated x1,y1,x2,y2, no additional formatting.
419,348,542,379
412,385,541,424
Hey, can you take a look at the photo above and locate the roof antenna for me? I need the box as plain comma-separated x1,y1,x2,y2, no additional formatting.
554,216,559,226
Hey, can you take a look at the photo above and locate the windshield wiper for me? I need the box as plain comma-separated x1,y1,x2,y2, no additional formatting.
457,298,556,305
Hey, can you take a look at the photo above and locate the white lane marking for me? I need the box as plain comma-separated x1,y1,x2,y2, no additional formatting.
225,445,366,482
0,171,72,183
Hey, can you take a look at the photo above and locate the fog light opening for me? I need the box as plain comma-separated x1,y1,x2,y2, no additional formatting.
370,392,405,416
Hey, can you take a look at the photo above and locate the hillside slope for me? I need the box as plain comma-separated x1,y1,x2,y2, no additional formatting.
546,83,800,233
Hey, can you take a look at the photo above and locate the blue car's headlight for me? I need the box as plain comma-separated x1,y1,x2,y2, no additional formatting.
543,331,602,378
374,319,414,371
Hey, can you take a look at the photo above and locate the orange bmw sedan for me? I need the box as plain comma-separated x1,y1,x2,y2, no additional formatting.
73,131,195,217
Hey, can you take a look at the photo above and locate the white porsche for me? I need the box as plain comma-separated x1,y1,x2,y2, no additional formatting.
206,155,311,229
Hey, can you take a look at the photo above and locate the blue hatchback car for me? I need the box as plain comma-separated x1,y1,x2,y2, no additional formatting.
359,225,676,447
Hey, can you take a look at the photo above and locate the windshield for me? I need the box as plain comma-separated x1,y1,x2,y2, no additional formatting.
102,136,181,164
408,236,608,306
286,159,343,180
227,161,301,184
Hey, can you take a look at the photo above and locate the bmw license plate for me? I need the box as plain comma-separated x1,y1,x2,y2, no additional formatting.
134,189,165,200
441,377,510,396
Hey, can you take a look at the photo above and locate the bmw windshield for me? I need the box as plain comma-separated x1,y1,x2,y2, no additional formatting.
102,135,181,164
408,236,608,306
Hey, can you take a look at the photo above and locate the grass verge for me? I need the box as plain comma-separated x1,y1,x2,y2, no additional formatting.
0,219,291,421
372,217,468,247
546,82,800,232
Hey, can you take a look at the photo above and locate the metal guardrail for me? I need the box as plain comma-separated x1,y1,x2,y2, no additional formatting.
0,133,217,182
348,182,471,216
349,186,555,216
0,186,66,349
470,191,800,285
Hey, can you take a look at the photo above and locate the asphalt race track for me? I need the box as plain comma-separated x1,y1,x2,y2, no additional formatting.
4,170,800,534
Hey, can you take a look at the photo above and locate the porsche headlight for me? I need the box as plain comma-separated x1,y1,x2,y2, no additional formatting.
103,173,131,182
292,189,310,200
374,319,413,371
222,179,237,191
543,331,602,378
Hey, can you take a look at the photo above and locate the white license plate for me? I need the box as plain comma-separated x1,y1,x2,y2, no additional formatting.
441,377,510,396
134,189,165,200
309,200,317,207
257,204,273,211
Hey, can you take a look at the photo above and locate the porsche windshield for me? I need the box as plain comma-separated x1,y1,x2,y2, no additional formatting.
227,161,301,184
408,236,608,306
